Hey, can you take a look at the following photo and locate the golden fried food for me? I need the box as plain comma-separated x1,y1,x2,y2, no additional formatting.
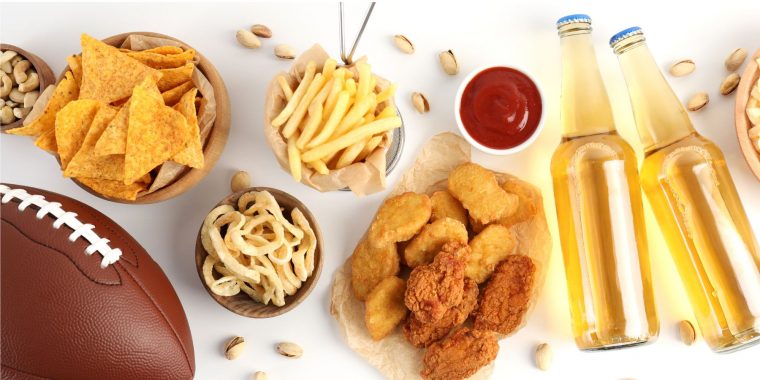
468,215,487,234
497,177,541,227
466,224,517,284
365,276,409,341
430,191,468,226
351,239,400,301
405,242,469,323
403,278,479,348
404,218,468,268
421,327,499,380
367,192,431,248
448,163,518,224
474,255,536,335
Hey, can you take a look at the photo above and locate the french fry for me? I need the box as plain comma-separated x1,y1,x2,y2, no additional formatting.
336,138,368,169
272,61,317,127
322,58,337,81
323,71,345,121
356,135,383,162
296,102,323,149
376,83,397,103
309,159,329,175
377,105,397,119
277,75,293,101
307,91,351,148
356,63,371,102
302,117,401,162
287,137,302,181
282,73,326,138
345,78,357,95
334,93,377,137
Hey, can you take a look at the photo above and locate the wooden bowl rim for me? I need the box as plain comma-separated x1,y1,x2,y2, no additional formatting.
734,49,760,182
193,187,324,318
57,32,231,204
0,43,55,132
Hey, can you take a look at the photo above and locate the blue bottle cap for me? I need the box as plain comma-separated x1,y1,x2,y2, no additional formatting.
609,27,643,46
556,14,592,27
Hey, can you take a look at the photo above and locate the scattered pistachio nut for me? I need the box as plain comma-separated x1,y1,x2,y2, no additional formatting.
224,336,246,360
669,59,695,77
276,342,303,358
720,73,740,95
253,371,268,380
725,48,747,72
534,343,553,371
687,92,709,111
393,35,414,54
251,24,272,38
0,105,15,125
678,320,696,346
236,29,261,49
411,92,430,113
439,50,459,75
231,170,251,193
274,44,296,60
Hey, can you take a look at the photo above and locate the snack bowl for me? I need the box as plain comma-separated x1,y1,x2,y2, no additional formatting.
454,65,545,155
194,187,324,318
0,44,55,132
60,32,231,204
735,49,760,182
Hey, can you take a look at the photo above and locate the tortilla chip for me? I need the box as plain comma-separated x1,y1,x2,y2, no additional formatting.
79,34,162,104
67,55,83,87
55,99,103,170
123,78,191,184
125,48,195,69
65,106,124,180
77,177,148,201
161,81,195,106
112,97,129,107
171,88,204,168
157,62,194,92
7,71,79,137
34,129,58,152
121,45,184,55
93,102,129,156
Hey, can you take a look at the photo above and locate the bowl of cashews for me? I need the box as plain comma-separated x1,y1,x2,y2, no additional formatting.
194,187,323,318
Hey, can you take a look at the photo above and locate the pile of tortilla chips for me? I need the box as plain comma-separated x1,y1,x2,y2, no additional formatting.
7,33,205,200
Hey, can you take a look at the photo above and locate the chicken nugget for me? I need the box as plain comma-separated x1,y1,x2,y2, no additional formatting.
404,218,468,268
368,192,432,248
497,177,541,227
421,327,499,380
468,215,487,234
365,276,409,340
405,242,469,323
474,255,536,335
351,239,400,301
430,191,468,226
403,278,479,348
466,224,517,283
448,163,518,224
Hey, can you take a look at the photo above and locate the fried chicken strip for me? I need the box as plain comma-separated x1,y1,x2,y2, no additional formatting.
403,278,479,348
405,242,470,323
421,327,499,380
474,254,536,335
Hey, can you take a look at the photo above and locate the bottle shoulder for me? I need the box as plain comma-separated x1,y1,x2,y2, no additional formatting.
643,133,725,165
551,132,638,165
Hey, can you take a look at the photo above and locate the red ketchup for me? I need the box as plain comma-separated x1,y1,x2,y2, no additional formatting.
459,67,542,149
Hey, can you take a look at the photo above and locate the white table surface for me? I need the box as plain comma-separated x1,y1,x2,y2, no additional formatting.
2,1,760,379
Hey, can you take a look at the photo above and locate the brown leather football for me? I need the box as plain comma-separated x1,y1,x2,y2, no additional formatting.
1,184,194,380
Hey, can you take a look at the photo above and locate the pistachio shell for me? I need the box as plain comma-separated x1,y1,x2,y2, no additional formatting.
686,92,709,111
669,59,695,77
535,343,553,371
274,44,296,60
251,24,272,38
678,320,696,346
224,336,246,360
276,342,303,358
411,92,430,113
236,29,261,49
438,50,459,75
725,48,747,71
393,35,414,54
720,73,740,95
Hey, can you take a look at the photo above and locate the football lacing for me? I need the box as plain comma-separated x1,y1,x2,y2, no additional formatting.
0,184,122,268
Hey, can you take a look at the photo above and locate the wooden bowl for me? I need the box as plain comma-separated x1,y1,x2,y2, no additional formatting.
0,44,55,132
61,32,231,203
735,49,760,182
194,187,324,318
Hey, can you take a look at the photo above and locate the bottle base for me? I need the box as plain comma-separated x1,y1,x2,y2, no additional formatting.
712,328,760,354
577,337,653,351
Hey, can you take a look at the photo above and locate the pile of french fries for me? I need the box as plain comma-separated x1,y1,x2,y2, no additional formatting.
272,59,401,181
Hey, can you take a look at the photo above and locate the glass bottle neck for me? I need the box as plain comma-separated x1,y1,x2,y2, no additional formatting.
614,37,695,152
559,28,616,138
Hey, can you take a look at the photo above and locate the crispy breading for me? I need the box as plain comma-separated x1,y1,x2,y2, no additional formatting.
403,278,479,348
497,177,541,227
421,327,499,380
468,214,487,235
365,276,409,340
448,163,518,224
466,224,517,283
351,239,400,301
405,242,469,323
430,191,468,226
367,192,432,248
404,218,468,268
474,254,536,335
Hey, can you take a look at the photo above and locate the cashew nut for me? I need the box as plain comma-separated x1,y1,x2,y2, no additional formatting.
13,107,30,119
13,60,30,84
5,100,18,108
0,74,11,98
0,51,18,65
0,106,15,125
18,72,38,92
9,88,25,103
0,61,10,74
10,55,23,66
23,90,39,108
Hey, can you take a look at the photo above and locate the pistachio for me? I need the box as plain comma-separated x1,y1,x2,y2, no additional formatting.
274,44,296,60
534,343,553,371
13,107,30,119
253,371,268,380
438,50,459,75
230,170,251,193
393,35,414,54
725,48,747,72
0,105,15,125
678,320,696,346
720,73,740,95
686,92,709,111
224,336,246,360
411,92,430,113
236,29,261,49
668,59,695,77
276,342,303,358
251,24,272,38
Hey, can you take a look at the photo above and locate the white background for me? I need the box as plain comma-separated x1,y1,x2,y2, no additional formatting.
2,1,760,379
